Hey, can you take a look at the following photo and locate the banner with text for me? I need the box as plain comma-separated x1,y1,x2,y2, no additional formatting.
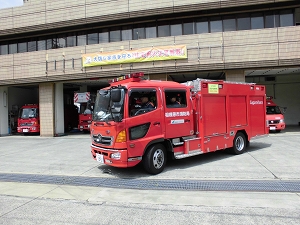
82,45,187,67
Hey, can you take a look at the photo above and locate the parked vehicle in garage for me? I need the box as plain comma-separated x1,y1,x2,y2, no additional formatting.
17,104,78,134
74,92,94,133
90,72,268,174
266,96,286,132
17,104,40,134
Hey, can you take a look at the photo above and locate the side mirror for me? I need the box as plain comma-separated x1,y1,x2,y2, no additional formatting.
111,89,121,102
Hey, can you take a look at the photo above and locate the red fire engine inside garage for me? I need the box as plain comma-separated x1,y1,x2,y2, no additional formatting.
1,67,300,137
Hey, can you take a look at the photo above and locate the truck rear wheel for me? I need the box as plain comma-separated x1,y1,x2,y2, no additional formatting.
230,132,246,155
142,144,166,175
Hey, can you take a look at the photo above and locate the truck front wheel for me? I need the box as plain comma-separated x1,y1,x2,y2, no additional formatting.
142,144,166,175
231,132,246,155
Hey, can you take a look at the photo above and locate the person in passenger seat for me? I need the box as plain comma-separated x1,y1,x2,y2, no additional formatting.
140,95,155,109
169,95,180,107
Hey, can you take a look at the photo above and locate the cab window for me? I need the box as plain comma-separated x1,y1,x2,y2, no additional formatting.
165,91,187,108
129,89,157,117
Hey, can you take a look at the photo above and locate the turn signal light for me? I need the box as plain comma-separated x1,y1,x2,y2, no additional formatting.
116,130,126,143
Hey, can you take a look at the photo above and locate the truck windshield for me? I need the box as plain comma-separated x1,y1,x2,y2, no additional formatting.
266,106,282,115
19,108,37,119
93,88,125,122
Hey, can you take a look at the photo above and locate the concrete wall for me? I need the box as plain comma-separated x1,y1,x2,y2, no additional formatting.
39,83,54,136
1,26,300,86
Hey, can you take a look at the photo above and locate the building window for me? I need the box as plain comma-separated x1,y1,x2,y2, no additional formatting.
146,23,157,39
37,38,46,50
87,32,98,45
110,27,121,42
237,14,251,30
196,18,209,34
280,10,294,27
67,33,76,47
18,42,27,53
170,23,182,36
158,22,170,37
99,29,109,43
46,38,54,50
77,32,86,46
9,43,17,54
28,39,37,52
0,44,8,55
265,12,279,28
57,34,67,48
183,21,194,35
121,26,132,41
251,13,264,29
210,17,222,32
133,26,145,40
223,16,236,31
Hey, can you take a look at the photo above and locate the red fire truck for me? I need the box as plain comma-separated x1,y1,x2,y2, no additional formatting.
74,92,94,132
90,72,268,174
17,104,40,134
17,104,78,134
266,96,286,132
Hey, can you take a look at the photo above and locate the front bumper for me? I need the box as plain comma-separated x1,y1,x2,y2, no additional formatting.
268,123,285,131
79,124,90,131
17,126,40,133
91,144,140,168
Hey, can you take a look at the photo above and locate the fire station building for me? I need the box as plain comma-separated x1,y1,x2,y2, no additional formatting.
0,0,300,136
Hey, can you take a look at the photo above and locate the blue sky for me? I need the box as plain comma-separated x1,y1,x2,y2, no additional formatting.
0,0,23,9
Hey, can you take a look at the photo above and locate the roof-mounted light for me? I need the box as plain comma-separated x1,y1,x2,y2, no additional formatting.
132,72,144,78
109,72,144,83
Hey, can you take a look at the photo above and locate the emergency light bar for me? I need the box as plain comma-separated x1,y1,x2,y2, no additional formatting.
109,72,144,83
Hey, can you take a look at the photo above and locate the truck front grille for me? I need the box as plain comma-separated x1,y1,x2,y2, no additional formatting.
268,120,280,124
20,123,33,126
92,134,113,146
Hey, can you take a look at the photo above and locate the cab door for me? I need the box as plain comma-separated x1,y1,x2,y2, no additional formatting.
164,90,194,138
125,88,164,158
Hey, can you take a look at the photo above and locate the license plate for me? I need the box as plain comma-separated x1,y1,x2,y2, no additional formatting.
23,129,29,132
270,127,276,130
96,153,104,163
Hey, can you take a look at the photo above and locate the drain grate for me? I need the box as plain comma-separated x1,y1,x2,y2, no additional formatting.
0,173,299,192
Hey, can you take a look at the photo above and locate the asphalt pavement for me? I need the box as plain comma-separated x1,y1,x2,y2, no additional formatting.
0,126,299,224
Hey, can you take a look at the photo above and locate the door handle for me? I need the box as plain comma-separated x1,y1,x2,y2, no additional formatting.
153,122,160,125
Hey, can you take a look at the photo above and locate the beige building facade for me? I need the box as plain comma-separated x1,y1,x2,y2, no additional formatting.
0,0,300,136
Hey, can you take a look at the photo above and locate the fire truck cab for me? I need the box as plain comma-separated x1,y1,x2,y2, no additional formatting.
17,104,40,134
74,92,94,132
90,73,267,174
266,96,286,132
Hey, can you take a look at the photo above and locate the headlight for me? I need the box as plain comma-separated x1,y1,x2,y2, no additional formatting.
111,152,121,160
280,119,284,123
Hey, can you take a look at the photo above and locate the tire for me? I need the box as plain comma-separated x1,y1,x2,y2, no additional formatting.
230,132,246,155
142,144,166,175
